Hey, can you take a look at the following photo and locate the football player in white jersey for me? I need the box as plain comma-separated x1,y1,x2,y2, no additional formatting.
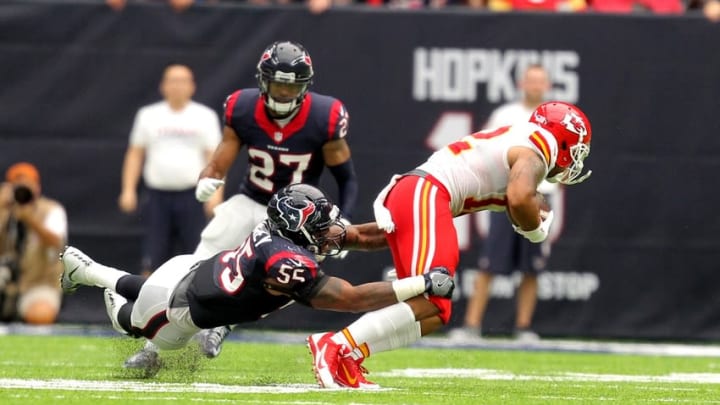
450,64,560,342
307,101,592,389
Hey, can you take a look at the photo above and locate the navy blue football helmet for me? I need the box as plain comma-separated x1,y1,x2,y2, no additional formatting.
267,184,346,256
256,41,314,117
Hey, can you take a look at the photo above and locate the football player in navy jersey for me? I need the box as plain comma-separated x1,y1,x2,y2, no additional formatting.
193,41,357,259
60,184,454,376
188,41,359,360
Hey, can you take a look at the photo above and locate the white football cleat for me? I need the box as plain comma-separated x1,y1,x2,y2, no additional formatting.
103,288,128,335
197,326,231,358
59,246,94,293
124,345,161,377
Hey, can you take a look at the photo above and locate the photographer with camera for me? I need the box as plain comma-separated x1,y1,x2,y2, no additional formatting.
0,162,67,324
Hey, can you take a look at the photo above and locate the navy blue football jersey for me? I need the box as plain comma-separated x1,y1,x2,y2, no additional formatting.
185,222,328,328
224,89,350,206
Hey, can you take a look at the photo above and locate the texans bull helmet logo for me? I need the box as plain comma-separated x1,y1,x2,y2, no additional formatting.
275,196,317,232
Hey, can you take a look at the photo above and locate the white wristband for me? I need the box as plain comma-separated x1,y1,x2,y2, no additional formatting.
392,276,426,302
513,210,553,243
514,224,547,243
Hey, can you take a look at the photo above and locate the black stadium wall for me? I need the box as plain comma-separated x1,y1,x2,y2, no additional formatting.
2,1,720,340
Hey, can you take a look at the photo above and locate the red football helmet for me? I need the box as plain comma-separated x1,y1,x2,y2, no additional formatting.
529,101,592,185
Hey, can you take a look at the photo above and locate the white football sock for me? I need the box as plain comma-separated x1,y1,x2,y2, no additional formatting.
331,302,421,360
87,262,130,290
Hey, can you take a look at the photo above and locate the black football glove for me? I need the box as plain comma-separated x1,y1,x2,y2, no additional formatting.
424,267,454,298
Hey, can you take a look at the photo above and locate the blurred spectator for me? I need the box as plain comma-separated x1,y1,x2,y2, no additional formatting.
307,0,452,11
308,0,336,13
0,163,67,325
688,0,720,21
106,0,205,12
588,0,682,13
487,0,587,11
704,0,720,20
449,64,560,342
119,64,222,275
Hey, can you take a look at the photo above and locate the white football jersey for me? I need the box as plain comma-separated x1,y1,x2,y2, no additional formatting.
416,121,558,216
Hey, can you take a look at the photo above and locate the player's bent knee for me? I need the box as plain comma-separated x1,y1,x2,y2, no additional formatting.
406,295,442,319
428,295,452,324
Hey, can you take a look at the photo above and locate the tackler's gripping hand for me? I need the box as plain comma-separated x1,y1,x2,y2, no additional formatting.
424,267,455,298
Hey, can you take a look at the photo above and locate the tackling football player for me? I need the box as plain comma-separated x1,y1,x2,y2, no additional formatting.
59,184,453,376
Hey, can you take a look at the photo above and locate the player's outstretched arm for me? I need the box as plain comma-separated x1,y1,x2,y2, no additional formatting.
344,222,388,251
309,268,454,313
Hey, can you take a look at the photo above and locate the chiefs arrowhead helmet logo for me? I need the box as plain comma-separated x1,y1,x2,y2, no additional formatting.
560,112,588,138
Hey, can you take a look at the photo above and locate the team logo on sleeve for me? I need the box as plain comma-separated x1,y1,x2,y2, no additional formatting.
275,197,316,232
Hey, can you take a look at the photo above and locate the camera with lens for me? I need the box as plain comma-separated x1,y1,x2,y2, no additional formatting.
13,184,35,205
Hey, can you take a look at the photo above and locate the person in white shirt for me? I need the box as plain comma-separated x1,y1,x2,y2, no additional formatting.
449,64,560,342
118,64,222,275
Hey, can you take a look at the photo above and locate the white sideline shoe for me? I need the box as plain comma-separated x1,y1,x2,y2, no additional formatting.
514,328,540,343
447,327,483,343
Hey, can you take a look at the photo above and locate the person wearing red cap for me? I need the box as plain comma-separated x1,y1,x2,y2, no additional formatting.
0,162,67,324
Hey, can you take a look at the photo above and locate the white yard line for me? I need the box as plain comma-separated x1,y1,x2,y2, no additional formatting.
419,336,720,357
376,368,720,384
3,392,338,404
4,324,720,358
0,378,394,395
530,395,720,404
3,368,719,397
0,379,322,393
